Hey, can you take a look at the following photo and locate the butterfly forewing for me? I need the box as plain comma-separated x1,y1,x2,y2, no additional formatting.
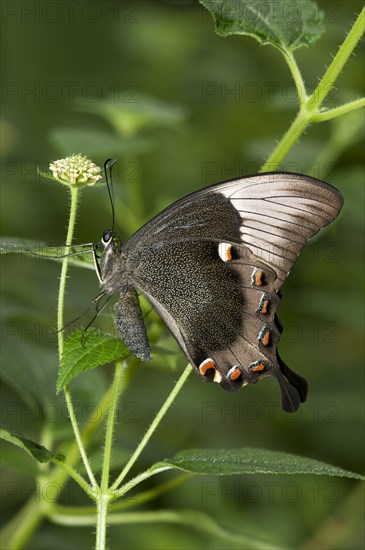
217,173,343,288
103,172,343,412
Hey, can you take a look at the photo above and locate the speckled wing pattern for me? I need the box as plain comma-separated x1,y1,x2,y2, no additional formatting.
122,172,343,412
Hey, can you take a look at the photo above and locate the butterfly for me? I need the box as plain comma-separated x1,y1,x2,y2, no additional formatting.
94,171,343,412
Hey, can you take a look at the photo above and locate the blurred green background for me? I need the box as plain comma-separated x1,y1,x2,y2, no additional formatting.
1,1,364,549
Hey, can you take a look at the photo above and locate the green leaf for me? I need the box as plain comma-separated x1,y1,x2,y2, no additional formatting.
155,448,364,479
0,238,95,270
57,328,130,392
49,128,153,157
199,0,325,53
0,426,64,463
75,93,187,136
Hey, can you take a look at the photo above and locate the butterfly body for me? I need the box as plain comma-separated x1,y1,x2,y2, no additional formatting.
99,172,343,412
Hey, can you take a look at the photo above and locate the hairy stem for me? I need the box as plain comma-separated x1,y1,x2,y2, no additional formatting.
283,50,308,104
111,364,192,491
101,362,125,491
260,107,309,171
48,509,279,549
57,186,79,357
311,97,365,122
1,370,123,549
95,494,112,550
307,8,365,111
57,186,97,488
261,9,364,171
95,361,125,549
52,457,94,498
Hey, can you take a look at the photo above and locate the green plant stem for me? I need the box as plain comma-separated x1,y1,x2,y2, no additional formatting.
283,50,307,104
95,361,125,550
56,185,97,489
60,376,129,487
48,509,279,549
95,494,112,550
111,364,192,492
57,186,79,357
115,466,172,499
50,474,192,516
309,110,364,180
261,9,365,171
306,7,365,111
311,97,365,122
261,107,309,171
1,378,123,550
100,362,125,491
52,457,94,497
63,387,97,488
113,473,192,509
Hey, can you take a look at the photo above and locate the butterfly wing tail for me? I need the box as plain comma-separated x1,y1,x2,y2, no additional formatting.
274,353,308,412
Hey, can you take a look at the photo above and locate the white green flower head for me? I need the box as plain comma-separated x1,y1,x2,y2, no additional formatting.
49,154,102,187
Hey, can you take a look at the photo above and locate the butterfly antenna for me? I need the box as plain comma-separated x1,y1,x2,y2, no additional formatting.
104,159,118,232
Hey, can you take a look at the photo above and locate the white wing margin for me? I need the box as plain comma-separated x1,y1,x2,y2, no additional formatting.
218,173,343,289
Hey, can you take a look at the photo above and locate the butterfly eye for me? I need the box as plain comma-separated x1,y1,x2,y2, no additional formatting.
102,230,114,244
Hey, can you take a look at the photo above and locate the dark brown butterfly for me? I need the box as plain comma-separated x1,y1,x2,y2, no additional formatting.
95,172,343,412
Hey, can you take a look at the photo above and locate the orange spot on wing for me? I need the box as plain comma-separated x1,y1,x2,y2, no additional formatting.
199,358,216,376
254,270,263,286
261,329,270,346
257,294,271,316
251,363,266,372
229,367,241,381
225,245,232,261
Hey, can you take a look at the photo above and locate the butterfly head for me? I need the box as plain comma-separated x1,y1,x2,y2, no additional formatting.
99,229,127,294
101,229,119,250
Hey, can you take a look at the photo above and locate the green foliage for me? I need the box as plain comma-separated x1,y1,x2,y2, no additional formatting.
57,328,130,392
0,237,48,254
1,1,364,549
48,94,188,157
75,93,187,136
155,448,365,478
199,0,325,52
49,128,153,157
0,426,64,464
0,238,95,270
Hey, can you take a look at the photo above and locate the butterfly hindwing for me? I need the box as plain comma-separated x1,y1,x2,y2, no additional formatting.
129,239,303,411
102,172,343,412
